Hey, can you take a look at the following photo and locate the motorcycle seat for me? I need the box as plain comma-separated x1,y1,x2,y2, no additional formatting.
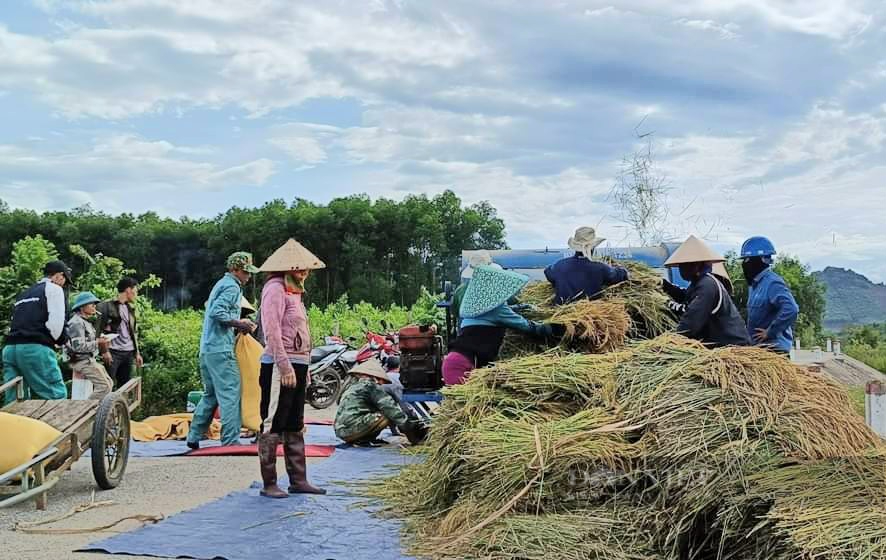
311,346,339,363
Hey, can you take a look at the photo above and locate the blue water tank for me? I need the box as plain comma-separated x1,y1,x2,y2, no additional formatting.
461,244,689,287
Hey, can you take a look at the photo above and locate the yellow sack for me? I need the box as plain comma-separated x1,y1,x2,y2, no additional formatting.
131,413,222,442
236,334,264,432
0,412,63,474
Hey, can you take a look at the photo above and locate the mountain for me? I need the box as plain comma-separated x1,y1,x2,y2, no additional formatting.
815,267,886,331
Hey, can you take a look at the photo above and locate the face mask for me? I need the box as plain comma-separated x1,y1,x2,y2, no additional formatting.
742,257,768,284
285,271,308,294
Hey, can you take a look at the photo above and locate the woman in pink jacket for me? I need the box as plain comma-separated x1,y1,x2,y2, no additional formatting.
256,239,327,499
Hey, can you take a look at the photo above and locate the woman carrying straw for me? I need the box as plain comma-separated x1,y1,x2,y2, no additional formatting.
256,239,327,499
443,265,562,385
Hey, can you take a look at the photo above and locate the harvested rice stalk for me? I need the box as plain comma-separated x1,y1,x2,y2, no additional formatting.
474,351,622,408
744,452,886,559
515,282,633,353
548,300,632,353
428,508,662,560
463,409,638,507
601,260,677,338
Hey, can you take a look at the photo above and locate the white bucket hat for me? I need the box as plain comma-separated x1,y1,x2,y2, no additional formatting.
568,227,606,256
462,250,494,279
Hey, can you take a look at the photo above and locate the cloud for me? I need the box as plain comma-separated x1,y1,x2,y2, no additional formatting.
675,19,741,39
1,0,886,282
0,134,277,213
268,123,341,166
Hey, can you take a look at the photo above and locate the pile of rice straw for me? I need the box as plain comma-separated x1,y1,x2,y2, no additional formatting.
368,335,885,560
501,261,675,357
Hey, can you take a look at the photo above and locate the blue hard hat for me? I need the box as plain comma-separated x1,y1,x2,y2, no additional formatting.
740,236,777,258
71,291,101,311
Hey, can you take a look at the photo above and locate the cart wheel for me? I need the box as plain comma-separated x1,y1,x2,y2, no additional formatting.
91,393,131,490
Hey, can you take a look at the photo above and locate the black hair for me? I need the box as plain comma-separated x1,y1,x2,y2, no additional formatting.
117,276,139,293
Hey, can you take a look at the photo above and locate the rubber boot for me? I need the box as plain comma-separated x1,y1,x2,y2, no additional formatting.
283,431,326,495
258,433,288,499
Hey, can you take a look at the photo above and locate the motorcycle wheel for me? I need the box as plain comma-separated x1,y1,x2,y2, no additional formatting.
307,367,343,410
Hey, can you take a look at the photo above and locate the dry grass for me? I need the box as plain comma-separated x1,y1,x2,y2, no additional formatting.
368,334,886,560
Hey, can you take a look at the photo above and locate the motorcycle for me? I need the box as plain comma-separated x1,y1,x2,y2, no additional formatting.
305,336,353,409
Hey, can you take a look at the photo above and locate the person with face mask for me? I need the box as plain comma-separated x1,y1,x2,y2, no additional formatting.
740,237,799,353
662,236,751,348
256,239,327,499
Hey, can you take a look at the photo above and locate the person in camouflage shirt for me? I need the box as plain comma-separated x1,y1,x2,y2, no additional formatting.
334,361,427,446
65,292,113,399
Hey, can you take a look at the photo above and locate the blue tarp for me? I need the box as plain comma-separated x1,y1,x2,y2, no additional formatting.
80,445,421,560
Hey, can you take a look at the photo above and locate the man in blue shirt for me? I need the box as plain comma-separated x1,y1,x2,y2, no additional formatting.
187,252,260,449
544,227,628,304
740,236,799,353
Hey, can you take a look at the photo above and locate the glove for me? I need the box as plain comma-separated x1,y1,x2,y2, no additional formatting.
401,419,430,445
530,322,553,338
666,300,686,315
549,323,567,339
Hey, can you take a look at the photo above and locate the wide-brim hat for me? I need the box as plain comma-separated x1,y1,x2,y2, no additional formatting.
711,262,732,292
259,239,326,273
460,265,529,319
71,291,101,311
240,296,256,313
568,227,606,255
664,235,725,267
349,360,391,384
461,250,493,279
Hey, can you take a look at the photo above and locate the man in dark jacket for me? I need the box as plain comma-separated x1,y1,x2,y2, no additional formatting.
662,236,750,348
97,277,142,388
3,260,72,402
545,227,628,304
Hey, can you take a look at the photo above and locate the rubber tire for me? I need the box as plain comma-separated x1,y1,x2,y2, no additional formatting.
91,393,131,490
307,367,342,410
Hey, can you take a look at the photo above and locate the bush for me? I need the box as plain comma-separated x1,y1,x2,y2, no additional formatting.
138,309,203,418
307,288,443,344
846,344,886,375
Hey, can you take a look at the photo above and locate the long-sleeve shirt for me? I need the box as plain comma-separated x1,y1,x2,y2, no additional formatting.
544,256,629,305
450,304,547,367
667,274,751,348
747,268,799,352
200,273,242,355
334,378,410,441
66,313,100,360
260,276,311,377
7,279,67,347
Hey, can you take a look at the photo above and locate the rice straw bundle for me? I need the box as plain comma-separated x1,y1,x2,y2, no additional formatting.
367,335,886,560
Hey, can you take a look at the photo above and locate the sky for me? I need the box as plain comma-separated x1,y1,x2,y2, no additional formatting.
0,1,885,280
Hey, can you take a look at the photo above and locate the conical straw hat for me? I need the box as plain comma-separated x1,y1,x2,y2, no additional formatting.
349,360,391,384
240,296,256,313
664,235,725,267
259,239,326,272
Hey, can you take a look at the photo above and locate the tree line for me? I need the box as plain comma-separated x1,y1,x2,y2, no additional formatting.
0,191,507,309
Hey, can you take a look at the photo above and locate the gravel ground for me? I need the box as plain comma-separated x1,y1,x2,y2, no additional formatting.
1,405,338,560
